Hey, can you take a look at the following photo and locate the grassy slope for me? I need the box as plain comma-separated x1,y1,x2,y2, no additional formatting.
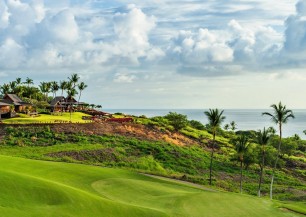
0,155,302,217
2,112,91,124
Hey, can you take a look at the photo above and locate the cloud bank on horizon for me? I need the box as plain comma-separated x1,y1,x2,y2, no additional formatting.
0,0,306,108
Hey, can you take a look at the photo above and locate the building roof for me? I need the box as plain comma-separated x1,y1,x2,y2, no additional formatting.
0,102,11,106
3,94,32,106
5,94,23,103
50,96,66,106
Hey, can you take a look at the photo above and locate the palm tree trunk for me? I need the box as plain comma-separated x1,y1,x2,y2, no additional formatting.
70,102,72,122
209,132,216,185
240,160,243,193
258,147,265,197
78,92,82,111
270,124,282,200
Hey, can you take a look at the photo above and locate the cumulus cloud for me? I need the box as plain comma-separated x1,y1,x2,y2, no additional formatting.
169,29,233,64
0,0,305,79
284,0,306,53
167,18,283,76
0,1,162,72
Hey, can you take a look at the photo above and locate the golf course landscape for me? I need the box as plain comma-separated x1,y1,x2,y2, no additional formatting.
0,76,305,216
0,155,303,217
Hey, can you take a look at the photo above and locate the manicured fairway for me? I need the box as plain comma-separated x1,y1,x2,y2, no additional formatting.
0,155,302,217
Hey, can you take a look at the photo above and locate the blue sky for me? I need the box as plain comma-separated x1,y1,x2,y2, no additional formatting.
1,0,306,108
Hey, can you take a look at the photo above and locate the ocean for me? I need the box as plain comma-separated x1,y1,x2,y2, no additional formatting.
103,109,306,139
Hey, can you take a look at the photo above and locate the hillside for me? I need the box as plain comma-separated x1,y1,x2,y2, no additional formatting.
0,119,305,203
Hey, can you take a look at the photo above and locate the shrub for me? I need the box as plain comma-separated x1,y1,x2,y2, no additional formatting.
164,112,188,131
189,120,205,130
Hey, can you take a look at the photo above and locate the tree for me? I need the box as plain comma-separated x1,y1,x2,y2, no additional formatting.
189,120,205,130
59,81,68,97
262,102,295,200
267,126,276,135
164,112,188,131
204,108,225,185
67,88,78,122
39,82,49,101
89,104,95,109
68,73,80,88
233,135,250,193
230,121,237,131
50,81,59,98
0,84,10,95
24,77,34,99
9,81,17,93
24,77,34,88
256,128,271,197
15,78,22,86
77,82,88,109
224,124,230,131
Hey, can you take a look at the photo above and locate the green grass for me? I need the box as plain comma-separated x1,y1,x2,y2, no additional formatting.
2,112,91,124
0,155,303,217
278,202,306,215
0,130,305,201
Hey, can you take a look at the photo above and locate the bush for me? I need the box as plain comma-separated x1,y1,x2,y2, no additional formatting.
189,120,205,130
164,112,188,131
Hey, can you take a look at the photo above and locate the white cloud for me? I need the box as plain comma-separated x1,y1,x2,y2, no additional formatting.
0,0,10,29
113,72,137,83
284,0,306,53
0,38,25,68
1,0,306,109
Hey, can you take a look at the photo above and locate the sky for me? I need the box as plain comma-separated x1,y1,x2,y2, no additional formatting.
0,0,306,109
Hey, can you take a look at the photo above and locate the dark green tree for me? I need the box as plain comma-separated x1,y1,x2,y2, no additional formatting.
51,81,59,98
59,81,68,97
233,135,250,193
204,108,225,185
77,82,88,108
262,102,294,200
256,128,272,197
164,112,188,131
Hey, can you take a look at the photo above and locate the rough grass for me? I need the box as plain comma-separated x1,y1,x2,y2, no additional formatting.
0,155,303,217
2,112,91,124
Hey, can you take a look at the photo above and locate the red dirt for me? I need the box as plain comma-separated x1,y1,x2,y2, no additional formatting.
0,122,199,146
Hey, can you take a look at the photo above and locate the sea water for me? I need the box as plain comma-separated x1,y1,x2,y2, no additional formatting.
103,109,306,139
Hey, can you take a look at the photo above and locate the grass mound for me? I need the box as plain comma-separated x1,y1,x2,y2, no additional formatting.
0,155,303,217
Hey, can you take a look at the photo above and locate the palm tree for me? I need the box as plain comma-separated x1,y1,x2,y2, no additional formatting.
39,82,49,101
59,81,68,97
67,88,78,122
77,82,87,109
24,77,34,88
262,102,294,200
256,128,271,197
24,77,34,99
9,81,17,93
51,81,59,98
15,78,22,86
234,135,250,193
0,84,10,95
230,121,237,131
204,108,226,185
68,73,80,88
